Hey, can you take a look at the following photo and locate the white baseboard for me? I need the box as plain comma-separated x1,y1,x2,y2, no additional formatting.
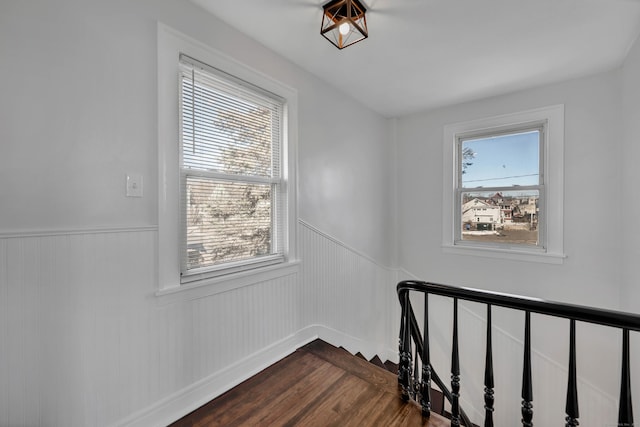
114,328,319,427
114,324,394,427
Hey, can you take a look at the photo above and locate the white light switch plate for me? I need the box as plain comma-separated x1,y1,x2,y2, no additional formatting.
126,173,143,197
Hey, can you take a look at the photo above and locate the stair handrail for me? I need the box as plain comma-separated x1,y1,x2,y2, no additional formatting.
397,279,640,427
399,280,640,331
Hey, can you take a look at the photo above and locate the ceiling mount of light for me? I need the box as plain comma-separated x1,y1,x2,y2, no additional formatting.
321,0,368,50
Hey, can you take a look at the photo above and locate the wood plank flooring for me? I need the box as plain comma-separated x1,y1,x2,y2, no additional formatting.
170,339,450,427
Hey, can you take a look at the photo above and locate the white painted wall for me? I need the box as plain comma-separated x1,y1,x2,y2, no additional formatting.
0,0,392,265
2,0,639,425
396,69,622,307
621,28,640,422
622,20,640,313
0,229,304,426
298,85,394,267
0,0,394,425
395,69,628,425
0,223,396,427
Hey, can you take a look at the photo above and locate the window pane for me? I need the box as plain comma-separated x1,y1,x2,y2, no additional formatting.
460,190,539,246
185,176,273,269
461,130,540,188
181,76,278,178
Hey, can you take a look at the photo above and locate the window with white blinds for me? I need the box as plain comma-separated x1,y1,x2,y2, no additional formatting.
179,54,286,280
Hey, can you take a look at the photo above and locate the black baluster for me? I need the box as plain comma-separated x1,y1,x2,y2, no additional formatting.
521,311,533,426
618,328,634,427
484,304,495,427
565,319,579,427
399,291,412,402
421,293,432,417
413,344,420,400
398,308,405,386
451,297,461,427
398,306,403,385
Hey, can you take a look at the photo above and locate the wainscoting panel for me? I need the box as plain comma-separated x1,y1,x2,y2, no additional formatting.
1,225,622,427
0,228,304,427
298,220,397,360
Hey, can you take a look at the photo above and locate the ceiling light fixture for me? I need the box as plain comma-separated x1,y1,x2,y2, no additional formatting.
321,0,368,50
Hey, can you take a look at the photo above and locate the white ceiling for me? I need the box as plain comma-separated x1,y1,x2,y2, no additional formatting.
191,0,640,118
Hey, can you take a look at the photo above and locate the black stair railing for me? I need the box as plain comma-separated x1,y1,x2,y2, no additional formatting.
398,280,640,427
399,289,474,426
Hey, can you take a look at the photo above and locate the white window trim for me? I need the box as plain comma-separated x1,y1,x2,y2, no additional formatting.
157,23,298,293
442,105,565,264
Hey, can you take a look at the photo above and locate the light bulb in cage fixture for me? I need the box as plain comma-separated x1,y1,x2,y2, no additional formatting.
339,22,350,36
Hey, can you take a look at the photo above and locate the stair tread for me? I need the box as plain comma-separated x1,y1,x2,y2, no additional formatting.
301,340,401,394
171,339,452,427
301,341,456,425
299,340,452,426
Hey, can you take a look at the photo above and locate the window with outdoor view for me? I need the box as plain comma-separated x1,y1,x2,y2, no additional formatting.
442,105,565,263
179,55,285,280
456,126,543,249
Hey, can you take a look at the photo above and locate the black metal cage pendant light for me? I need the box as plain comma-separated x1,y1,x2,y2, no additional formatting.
321,0,368,49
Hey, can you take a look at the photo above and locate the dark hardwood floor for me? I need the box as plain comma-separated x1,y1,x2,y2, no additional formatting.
170,339,450,427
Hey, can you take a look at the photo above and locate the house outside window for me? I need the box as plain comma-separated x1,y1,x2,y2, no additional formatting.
456,126,543,248
442,105,565,264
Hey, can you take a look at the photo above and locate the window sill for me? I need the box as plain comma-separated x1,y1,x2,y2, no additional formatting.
155,260,300,305
442,244,566,264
